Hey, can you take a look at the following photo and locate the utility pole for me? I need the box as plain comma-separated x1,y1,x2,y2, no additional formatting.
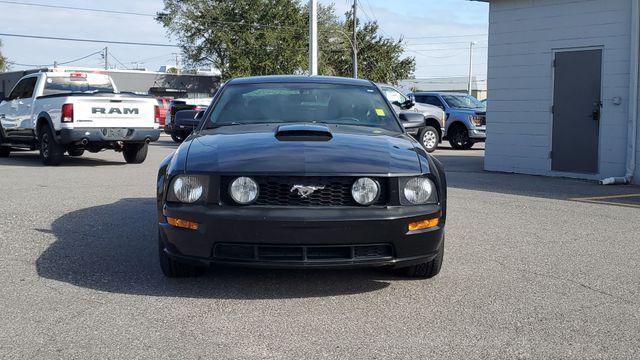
309,0,318,75
352,0,358,79
104,47,109,70
175,53,180,74
467,41,477,95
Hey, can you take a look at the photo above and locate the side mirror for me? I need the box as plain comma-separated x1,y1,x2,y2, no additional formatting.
403,98,415,109
398,112,424,129
194,110,205,121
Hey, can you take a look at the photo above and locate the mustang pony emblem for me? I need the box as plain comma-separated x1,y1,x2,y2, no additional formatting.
290,185,325,198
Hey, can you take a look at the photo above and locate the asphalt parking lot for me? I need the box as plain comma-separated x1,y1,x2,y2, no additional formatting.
1,138,639,359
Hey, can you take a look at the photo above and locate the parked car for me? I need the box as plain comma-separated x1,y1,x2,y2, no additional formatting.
157,76,447,279
156,97,172,128
410,92,486,150
0,71,161,165
164,98,211,143
378,84,445,152
170,108,207,141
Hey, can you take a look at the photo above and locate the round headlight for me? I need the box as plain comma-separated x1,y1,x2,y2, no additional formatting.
173,176,204,203
351,177,380,205
404,178,434,204
230,177,259,204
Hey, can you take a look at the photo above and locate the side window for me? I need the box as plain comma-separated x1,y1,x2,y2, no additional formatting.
382,87,406,104
7,80,25,101
425,96,445,110
8,78,37,100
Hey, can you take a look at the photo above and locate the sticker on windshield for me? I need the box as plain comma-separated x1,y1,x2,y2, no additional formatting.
375,108,385,116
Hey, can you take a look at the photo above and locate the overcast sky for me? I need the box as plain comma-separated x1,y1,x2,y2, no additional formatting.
0,0,488,79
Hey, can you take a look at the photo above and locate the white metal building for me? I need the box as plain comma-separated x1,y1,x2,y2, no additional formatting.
479,0,639,184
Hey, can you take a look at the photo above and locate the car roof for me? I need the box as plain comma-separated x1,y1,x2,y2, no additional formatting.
226,75,374,87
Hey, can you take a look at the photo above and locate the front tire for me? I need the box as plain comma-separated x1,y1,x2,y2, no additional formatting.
448,125,473,150
122,143,148,164
402,237,444,279
38,124,64,166
170,134,184,143
158,236,208,277
418,126,439,153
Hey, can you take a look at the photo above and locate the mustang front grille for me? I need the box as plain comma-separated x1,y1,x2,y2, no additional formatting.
221,176,388,207
214,243,393,262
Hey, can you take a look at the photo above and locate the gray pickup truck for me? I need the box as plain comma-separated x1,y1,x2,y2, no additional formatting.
378,84,445,153
410,92,486,150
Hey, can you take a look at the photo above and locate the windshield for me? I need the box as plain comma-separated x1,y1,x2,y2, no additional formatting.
42,76,115,96
442,94,485,109
207,83,402,132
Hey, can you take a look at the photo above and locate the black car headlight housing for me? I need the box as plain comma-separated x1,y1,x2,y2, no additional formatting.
351,177,380,205
229,177,259,205
169,175,207,203
401,177,438,205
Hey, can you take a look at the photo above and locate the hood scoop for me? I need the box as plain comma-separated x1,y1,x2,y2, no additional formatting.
275,124,333,142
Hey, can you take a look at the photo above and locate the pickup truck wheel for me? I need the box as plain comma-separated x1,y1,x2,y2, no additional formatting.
448,126,473,150
0,147,10,157
418,126,439,153
39,125,64,166
158,236,208,277
402,236,444,279
170,134,184,143
123,143,148,164
68,149,84,157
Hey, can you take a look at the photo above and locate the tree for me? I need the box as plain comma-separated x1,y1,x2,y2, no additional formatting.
157,0,414,83
0,40,7,72
158,0,308,79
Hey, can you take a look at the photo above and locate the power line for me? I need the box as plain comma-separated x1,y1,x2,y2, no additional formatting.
407,46,487,53
0,0,305,32
0,33,179,47
108,52,129,70
0,0,155,17
8,49,106,68
404,33,488,40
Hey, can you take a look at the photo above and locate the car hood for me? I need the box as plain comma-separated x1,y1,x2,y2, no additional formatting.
185,124,424,175
452,107,486,115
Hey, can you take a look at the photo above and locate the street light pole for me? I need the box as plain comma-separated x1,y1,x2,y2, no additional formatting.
104,47,109,70
352,0,358,79
467,41,477,95
309,0,318,76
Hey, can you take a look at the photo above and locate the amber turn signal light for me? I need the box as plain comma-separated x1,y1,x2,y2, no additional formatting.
408,218,439,231
167,217,199,230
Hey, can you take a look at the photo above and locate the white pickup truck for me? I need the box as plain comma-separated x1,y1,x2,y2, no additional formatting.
0,71,161,165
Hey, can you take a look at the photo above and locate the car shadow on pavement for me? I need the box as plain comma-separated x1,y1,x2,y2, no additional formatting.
0,152,125,167
36,198,392,299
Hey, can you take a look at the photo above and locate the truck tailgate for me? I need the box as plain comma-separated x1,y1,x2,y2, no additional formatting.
72,97,155,128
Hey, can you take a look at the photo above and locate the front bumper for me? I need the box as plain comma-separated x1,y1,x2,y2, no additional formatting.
57,128,160,144
469,127,486,141
159,204,445,269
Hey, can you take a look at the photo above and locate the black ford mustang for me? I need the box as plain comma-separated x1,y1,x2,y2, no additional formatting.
157,76,447,278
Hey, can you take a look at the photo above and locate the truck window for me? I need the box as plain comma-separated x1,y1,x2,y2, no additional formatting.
42,76,115,96
423,96,445,110
8,77,37,100
381,87,407,104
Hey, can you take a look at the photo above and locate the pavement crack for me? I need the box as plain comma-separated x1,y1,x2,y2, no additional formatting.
490,260,637,306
